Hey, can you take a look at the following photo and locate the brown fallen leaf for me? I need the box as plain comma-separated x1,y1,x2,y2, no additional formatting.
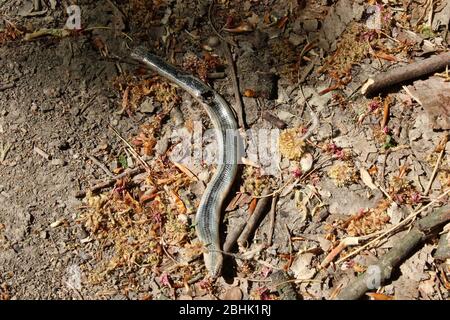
374,51,397,62
360,167,377,190
223,21,254,33
172,161,199,181
366,292,395,300
226,192,252,211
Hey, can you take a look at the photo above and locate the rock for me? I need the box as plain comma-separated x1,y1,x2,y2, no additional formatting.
43,87,60,98
51,158,66,166
303,19,319,32
290,253,316,280
288,33,305,46
77,227,89,240
198,170,210,182
155,136,169,156
207,36,220,48
170,106,184,126
276,110,295,123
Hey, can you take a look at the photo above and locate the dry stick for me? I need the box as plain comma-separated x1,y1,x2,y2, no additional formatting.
237,188,272,248
223,42,246,129
337,188,450,264
223,223,246,253
0,83,15,91
336,206,450,300
361,52,450,97
207,72,226,79
33,0,41,11
109,125,152,173
380,97,390,129
267,195,278,247
424,148,445,195
434,229,450,261
74,167,145,198
88,155,115,178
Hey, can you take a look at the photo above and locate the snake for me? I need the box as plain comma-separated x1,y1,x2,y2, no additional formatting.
131,47,238,278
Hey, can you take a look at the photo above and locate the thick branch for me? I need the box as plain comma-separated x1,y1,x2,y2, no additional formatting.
361,52,450,97
434,230,450,261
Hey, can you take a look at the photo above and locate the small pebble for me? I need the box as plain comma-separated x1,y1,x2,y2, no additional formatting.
51,158,66,166
207,36,220,48
303,19,319,32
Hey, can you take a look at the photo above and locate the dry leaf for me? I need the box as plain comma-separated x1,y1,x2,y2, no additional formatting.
366,292,395,300
290,253,316,280
360,167,377,190
223,22,254,33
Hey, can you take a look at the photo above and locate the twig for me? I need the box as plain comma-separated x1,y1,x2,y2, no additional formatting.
33,0,41,11
380,96,391,129
252,157,332,200
402,85,423,105
0,142,12,163
74,167,145,198
299,86,319,140
223,223,246,253
434,228,450,260
361,52,450,97
33,146,51,160
424,149,445,195
109,125,152,173
207,72,226,79
425,133,448,195
321,238,359,269
285,224,294,270
237,188,272,248
267,195,278,247
252,177,297,199
223,42,246,128
0,83,15,91
87,155,115,178
336,206,450,300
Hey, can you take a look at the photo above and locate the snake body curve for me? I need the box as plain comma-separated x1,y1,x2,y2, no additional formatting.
131,48,238,277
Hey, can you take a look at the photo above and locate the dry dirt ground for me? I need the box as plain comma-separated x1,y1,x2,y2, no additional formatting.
0,0,449,300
